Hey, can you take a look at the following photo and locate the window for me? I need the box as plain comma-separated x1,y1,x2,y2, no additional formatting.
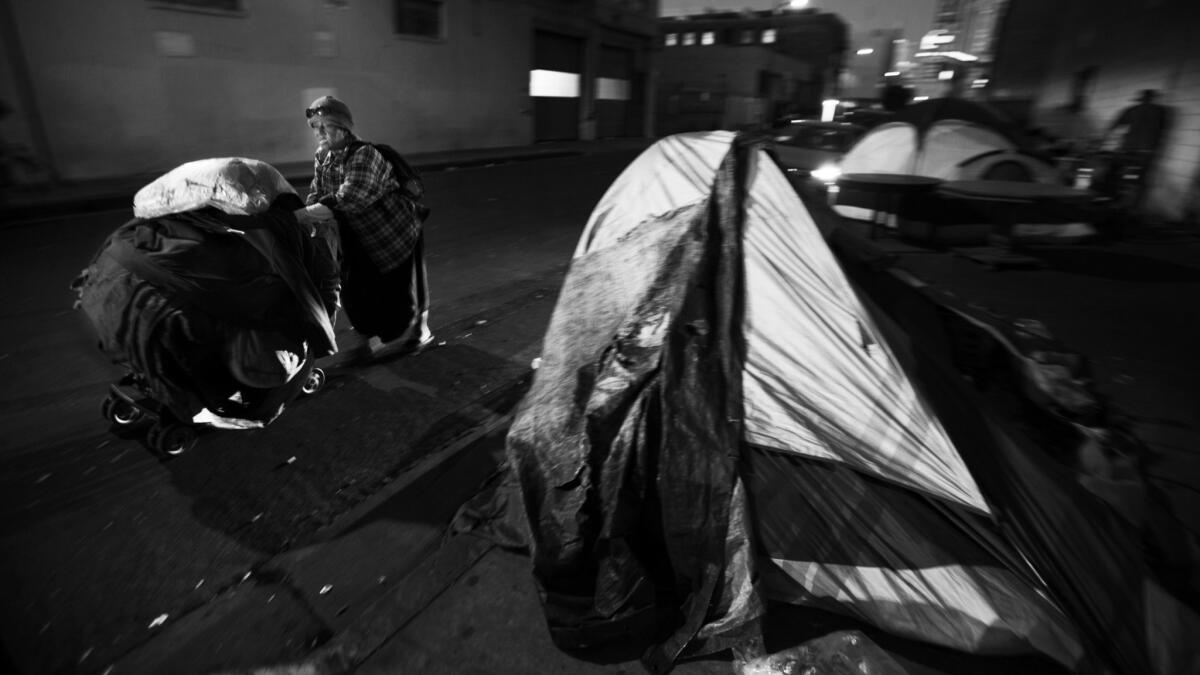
682,32,696,46
665,33,678,47
701,31,715,45
150,0,242,13
529,70,580,98
762,29,776,44
394,0,443,39
739,29,755,44
595,77,630,101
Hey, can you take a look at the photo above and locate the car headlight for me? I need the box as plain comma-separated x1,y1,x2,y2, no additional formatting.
810,164,842,184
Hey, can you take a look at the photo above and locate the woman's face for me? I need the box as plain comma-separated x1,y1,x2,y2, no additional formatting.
312,122,349,152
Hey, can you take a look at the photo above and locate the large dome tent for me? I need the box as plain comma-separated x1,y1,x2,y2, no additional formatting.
471,131,1197,674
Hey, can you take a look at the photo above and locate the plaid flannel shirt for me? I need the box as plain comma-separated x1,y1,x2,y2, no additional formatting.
306,139,422,273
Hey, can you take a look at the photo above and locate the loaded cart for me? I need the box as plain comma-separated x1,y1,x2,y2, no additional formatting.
74,158,341,455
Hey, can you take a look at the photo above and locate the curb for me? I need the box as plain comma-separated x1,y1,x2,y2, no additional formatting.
247,534,498,675
0,148,592,226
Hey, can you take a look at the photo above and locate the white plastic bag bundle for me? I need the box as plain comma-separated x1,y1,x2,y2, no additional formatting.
133,157,298,218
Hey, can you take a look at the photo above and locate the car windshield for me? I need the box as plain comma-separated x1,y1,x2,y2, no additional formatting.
778,127,858,152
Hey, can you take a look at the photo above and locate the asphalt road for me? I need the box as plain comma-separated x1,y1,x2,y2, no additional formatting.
0,148,643,674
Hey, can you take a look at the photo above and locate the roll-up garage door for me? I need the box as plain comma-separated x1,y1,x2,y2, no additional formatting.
596,45,635,138
531,31,582,141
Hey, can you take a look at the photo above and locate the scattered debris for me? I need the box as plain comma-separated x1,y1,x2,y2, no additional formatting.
194,579,204,590
35,473,51,484
287,456,297,464
251,513,263,523
319,584,333,595
242,571,252,582
78,647,93,664
437,340,447,347
377,575,387,585
531,357,543,370
476,319,488,325
148,614,168,629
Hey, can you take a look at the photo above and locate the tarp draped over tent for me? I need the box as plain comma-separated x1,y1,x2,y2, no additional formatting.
492,131,1197,674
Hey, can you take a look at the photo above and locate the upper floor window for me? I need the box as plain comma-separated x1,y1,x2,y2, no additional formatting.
762,28,777,44
665,33,678,47
394,0,443,39
682,32,696,46
739,29,756,44
701,31,715,45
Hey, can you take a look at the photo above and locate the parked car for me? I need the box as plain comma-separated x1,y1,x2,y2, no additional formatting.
766,120,867,188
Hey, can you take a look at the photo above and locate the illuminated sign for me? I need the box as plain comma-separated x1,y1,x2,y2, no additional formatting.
919,29,955,50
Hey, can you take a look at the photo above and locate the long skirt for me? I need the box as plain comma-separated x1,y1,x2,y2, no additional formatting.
340,229,430,343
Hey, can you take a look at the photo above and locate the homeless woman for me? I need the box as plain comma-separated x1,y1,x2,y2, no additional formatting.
295,95,433,365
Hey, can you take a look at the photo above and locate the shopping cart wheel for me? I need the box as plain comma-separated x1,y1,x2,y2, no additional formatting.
147,421,197,456
102,393,143,426
301,367,326,395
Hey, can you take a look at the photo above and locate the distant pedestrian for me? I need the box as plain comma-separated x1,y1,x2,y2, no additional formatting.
1097,89,1171,213
1105,89,1170,156
295,95,433,364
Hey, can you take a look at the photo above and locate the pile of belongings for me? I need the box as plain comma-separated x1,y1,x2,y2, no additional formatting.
74,157,339,428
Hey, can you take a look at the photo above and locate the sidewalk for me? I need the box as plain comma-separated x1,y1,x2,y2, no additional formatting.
0,138,651,226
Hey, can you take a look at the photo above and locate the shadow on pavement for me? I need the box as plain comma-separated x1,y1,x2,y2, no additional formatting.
161,341,530,556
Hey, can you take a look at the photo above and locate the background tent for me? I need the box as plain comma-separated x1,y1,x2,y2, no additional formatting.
949,150,1097,241
487,131,1197,674
893,97,1021,144
955,148,1059,182
833,117,1016,225
833,101,1095,242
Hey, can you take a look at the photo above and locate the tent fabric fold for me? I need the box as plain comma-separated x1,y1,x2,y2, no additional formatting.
506,134,764,669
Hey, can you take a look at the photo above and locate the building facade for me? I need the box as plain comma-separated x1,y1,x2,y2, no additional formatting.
655,7,846,134
904,0,1007,99
989,0,1200,222
839,27,902,103
0,0,658,183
